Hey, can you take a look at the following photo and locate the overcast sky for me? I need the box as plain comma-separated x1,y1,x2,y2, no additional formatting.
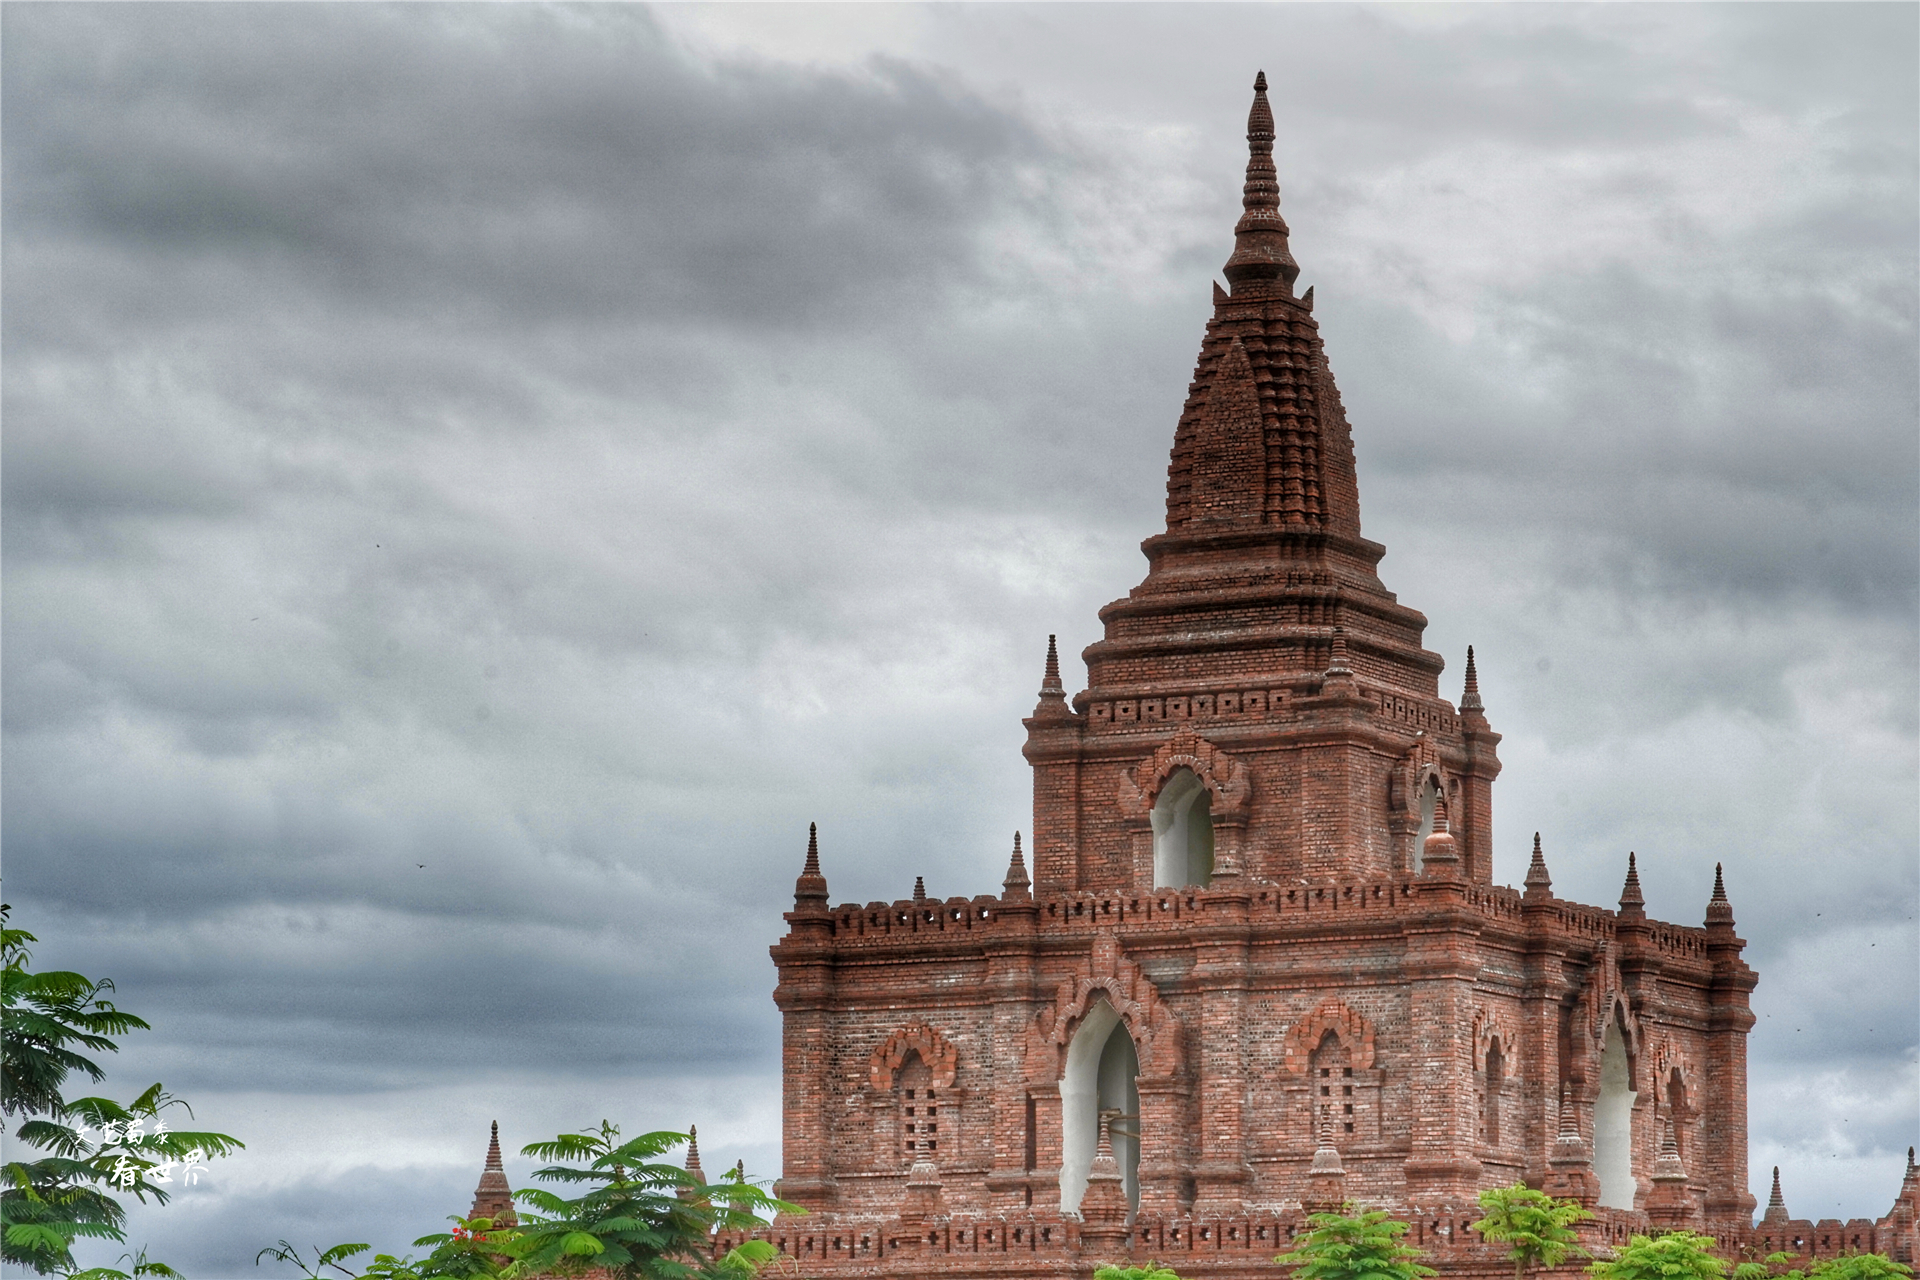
3,3,1915,1271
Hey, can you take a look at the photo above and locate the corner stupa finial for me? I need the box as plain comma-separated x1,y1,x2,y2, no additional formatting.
1619,851,1645,916
1524,832,1553,899
793,822,829,908
1003,832,1032,900
1706,861,1734,926
1462,645,1483,711
912,875,927,903
1763,1165,1789,1222
1222,70,1299,293
1032,633,1071,719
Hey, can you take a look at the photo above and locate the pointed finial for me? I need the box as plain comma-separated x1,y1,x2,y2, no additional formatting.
1222,70,1299,292
1909,1145,1916,1174
1326,625,1352,679
1003,832,1032,900
1524,832,1553,899
485,1119,504,1170
793,822,829,908
734,1158,745,1181
1032,633,1071,718
1619,851,1645,916
1762,1165,1788,1222
912,875,927,903
685,1124,706,1184
1651,1116,1687,1183
1706,862,1734,926
1461,646,1483,711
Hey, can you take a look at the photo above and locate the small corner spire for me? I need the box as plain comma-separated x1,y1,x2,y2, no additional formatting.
1419,790,1461,878
1003,831,1032,900
912,875,927,903
1032,633,1071,719
1706,861,1735,926
1619,851,1645,916
793,822,829,908
485,1119,504,1170
1222,69,1299,293
1524,832,1553,898
470,1119,519,1228
1461,645,1483,711
1763,1165,1789,1222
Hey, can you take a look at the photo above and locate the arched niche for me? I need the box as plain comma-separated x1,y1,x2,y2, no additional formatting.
1483,1036,1505,1147
1152,767,1214,888
1594,1007,1638,1209
1058,998,1140,1216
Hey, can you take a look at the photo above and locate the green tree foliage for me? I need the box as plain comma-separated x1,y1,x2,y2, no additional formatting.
508,1122,797,1280
1274,1207,1436,1280
1591,1233,1729,1280
1735,1253,1915,1280
1094,1265,1188,1280
2,904,243,1274
1471,1182,1591,1280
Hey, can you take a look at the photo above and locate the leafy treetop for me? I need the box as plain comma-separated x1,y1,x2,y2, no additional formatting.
1275,1206,1437,1280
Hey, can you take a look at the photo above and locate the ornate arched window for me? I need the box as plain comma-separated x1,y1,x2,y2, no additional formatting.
1594,1009,1637,1209
1152,767,1213,888
1057,998,1139,1214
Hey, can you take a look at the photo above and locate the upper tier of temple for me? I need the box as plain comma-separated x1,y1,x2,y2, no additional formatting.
1084,72,1441,706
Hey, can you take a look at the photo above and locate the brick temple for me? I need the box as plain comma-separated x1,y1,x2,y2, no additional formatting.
467,72,1919,1279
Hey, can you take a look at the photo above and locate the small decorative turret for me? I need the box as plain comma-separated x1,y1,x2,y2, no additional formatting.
1524,832,1553,900
901,1156,945,1221
1542,1085,1598,1209
1032,634,1072,720
1078,1114,1131,1229
912,876,928,903
793,822,829,909
1326,626,1353,680
1002,832,1032,901
1645,1116,1698,1229
1763,1165,1790,1224
1419,794,1462,881
1461,645,1483,711
1222,71,1300,293
1618,851,1646,919
468,1120,519,1228
1303,1106,1347,1212
1706,862,1735,927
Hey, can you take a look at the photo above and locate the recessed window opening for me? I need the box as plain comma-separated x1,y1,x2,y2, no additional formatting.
1058,998,1140,1215
1152,767,1214,888
1594,1010,1637,1209
1667,1068,1687,1159
898,1051,937,1162
1483,1038,1504,1146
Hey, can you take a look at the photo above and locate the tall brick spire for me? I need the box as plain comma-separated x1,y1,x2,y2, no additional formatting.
1002,832,1031,900
1763,1165,1789,1222
468,1120,518,1228
1706,862,1734,925
1032,633,1070,720
1461,646,1483,710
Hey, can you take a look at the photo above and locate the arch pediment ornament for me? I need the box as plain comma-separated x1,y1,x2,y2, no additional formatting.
1114,729,1252,828
1023,932,1183,1084
869,1022,959,1093
1282,997,1377,1075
